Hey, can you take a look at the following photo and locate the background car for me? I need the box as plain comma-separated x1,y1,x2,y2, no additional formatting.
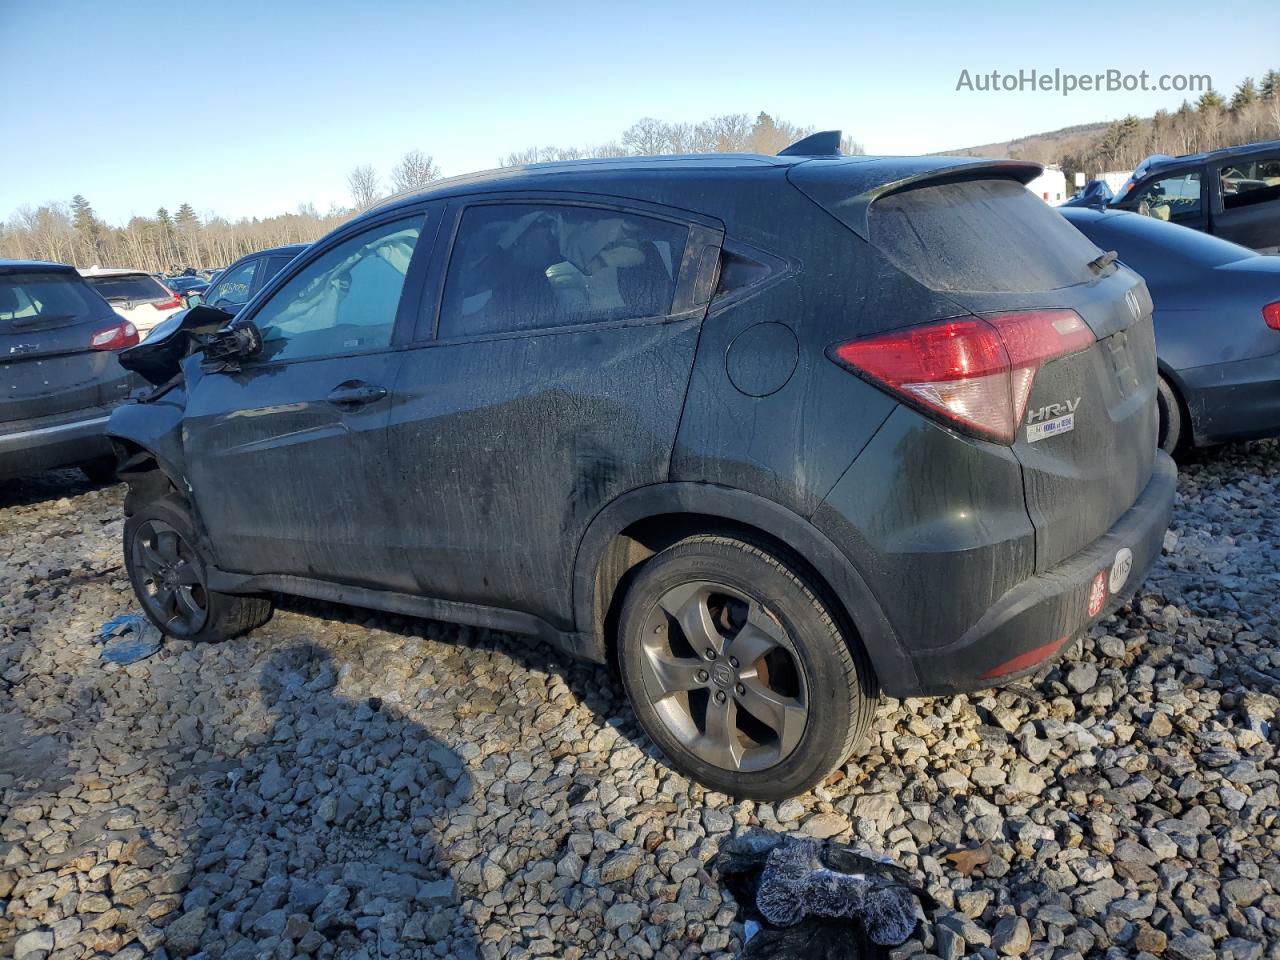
1062,178,1114,207
78,267,184,335
1,260,138,481
166,275,210,297
110,146,1173,799
1062,206,1280,453
185,243,306,312
1109,140,1280,253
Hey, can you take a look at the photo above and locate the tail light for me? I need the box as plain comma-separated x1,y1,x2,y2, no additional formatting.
152,294,183,310
1265,302,1280,331
830,309,1095,444
90,320,139,351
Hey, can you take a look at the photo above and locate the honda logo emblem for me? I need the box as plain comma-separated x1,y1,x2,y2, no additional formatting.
1124,289,1141,322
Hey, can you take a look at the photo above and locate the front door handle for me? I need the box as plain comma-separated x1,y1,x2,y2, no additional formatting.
326,381,387,408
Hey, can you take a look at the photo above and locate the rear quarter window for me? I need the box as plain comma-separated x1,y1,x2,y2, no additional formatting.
870,179,1103,293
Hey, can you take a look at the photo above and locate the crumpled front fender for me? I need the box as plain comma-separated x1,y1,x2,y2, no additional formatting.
106,389,189,495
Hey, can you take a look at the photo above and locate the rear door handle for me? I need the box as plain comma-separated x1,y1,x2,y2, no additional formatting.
326,381,387,408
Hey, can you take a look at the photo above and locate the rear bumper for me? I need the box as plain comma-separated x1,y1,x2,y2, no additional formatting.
908,450,1176,696
0,408,115,479
1178,353,1280,446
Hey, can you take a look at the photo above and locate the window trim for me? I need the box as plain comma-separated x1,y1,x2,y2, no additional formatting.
232,206,437,369
415,193,724,345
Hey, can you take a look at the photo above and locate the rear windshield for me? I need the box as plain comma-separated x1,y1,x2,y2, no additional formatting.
869,179,1103,293
0,272,106,333
84,273,172,302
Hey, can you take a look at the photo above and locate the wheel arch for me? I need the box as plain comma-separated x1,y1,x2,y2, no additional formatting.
1155,360,1197,448
572,482,919,695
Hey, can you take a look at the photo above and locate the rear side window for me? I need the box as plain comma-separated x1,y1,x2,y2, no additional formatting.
1221,157,1280,210
85,273,172,302
0,272,105,332
439,203,688,338
869,179,1102,293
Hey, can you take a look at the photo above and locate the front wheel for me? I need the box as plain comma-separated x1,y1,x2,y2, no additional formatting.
617,534,878,800
123,494,272,643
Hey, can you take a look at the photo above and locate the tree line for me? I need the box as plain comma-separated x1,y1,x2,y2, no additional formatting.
1007,70,1280,182
4,80,1275,272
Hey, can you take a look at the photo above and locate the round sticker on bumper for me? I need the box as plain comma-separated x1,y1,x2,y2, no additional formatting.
1110,547,1133,594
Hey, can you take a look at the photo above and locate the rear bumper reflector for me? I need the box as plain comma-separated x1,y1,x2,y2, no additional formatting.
981,635,1070,680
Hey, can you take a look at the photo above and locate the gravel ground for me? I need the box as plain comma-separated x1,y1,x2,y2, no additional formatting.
1,440,1278,960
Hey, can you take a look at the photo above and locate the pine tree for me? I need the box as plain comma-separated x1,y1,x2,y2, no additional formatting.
1260,70,1280,100
70,195,101,265
1196,89,1226,112
1231,78,1258,111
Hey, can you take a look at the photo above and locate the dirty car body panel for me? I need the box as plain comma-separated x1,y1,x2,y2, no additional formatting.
108,151,1174,704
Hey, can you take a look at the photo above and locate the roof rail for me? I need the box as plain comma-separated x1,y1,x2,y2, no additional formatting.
778,130,843,157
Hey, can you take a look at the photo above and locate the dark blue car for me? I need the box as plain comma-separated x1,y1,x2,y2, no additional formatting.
1061,206,1280,453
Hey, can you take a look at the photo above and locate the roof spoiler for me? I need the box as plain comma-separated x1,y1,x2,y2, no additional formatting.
788,157,1044,240
778,130,843,157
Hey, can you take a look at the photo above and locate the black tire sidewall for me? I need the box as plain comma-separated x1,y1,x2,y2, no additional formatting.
617,538,863,800
123,495,224,643
1157,376,1183,454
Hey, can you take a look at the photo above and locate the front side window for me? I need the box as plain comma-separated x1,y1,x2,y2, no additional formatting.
206,258,258,307
250,217,423,362
1221,157,1280,210
439,203,688,339
1131,172,1201,223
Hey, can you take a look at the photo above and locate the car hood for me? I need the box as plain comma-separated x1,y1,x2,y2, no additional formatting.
116,305,235,386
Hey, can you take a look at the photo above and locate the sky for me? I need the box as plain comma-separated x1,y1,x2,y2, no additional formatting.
1,0,1271,226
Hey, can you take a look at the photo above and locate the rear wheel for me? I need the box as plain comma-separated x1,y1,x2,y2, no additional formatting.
1156,375,1185,455
617,534,878,800
124,494,272,643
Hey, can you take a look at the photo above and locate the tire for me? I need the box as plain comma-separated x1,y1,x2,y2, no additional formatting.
80,456,119,485
123,493,272,643
616,534,878,800
1156,375,1185,455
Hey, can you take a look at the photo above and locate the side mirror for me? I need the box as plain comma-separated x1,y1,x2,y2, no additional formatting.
201,320,263,371
183,292,204,309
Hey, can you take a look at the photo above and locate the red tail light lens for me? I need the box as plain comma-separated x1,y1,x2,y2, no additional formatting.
831,309,1095,444
90,320,139,351
1265,302,1280,331
152,294,183,310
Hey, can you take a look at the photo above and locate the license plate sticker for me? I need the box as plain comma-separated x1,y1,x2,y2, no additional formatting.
1026,413,1075,443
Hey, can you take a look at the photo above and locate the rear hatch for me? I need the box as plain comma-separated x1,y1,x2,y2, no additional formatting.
797,165,1158,571
0,269,136,425
81,272,181,333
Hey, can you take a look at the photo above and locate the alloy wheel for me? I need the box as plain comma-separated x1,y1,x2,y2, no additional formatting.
130,518,209,635
638,580,809,772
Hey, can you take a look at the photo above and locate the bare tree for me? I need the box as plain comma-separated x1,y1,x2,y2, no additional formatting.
390,150,441,194
347,164,381,212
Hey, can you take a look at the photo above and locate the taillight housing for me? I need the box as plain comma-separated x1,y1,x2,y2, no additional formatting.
1265,301,1280,331
153,294,183,310
830,309,1095,444
90,320,139,351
